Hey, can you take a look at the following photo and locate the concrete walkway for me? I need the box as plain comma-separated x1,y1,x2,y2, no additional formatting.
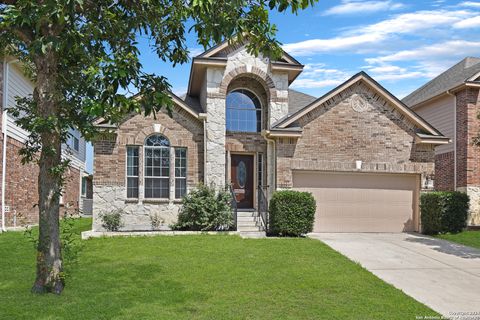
309,233,480,318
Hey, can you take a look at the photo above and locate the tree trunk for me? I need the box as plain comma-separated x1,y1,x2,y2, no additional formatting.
31,52,64,295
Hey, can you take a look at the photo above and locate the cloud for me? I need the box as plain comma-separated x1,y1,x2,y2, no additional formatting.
290,63,350,89
459,1,480,7
366,40,480,64
364,64,427,81
188,47,204,58
323,0,405,16
283,10,475,56
453,15,480,28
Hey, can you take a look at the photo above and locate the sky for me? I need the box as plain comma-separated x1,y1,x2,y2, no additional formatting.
85,0,480,173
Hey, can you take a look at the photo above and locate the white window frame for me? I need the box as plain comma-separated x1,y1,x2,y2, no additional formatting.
174,147,187,199
126,146,139,199
144,135,170,199
226,88,263,133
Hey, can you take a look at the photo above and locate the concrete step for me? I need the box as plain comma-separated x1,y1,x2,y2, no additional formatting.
240,231,266,238
237,216,261,222
237,225,264,232
237,211,258,217
237,221,262,228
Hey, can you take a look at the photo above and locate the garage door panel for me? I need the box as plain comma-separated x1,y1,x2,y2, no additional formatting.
293,172,417,233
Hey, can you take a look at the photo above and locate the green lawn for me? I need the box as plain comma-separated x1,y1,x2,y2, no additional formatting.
0,218,437,319
435,231,480,249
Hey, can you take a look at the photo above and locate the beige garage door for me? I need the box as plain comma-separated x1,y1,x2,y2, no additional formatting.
293,171,419,233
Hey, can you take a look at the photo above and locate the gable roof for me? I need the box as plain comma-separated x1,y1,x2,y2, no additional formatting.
197,38,302,65
274,71,445,139
403,57,480,107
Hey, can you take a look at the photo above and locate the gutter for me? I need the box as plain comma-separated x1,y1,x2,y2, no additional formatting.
261,130,276,198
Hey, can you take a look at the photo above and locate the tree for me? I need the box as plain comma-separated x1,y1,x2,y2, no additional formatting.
0,0,316,294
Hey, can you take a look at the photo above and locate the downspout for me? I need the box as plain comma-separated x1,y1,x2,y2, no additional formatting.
198,113,207,184
261,130,276,199
1,58,9,232
447,90,457,190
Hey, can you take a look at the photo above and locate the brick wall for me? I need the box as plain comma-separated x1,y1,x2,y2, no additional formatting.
456,88,480,187
434,151,455,191
276,80,435,188
94,104,204,188
1,136,80,226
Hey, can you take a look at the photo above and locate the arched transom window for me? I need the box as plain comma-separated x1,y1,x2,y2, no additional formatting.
144,135,170,198
226,89,262,132
126,135,188,200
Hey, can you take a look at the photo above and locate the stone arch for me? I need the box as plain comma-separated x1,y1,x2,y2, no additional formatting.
219,66,277,100
132,124,180,146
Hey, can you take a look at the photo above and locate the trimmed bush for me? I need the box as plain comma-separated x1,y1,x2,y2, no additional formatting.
100,209,124,231
172,184,233,231
420,191,469,235
269,190,316,236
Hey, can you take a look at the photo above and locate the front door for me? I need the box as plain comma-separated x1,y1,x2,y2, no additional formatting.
231,154,254,209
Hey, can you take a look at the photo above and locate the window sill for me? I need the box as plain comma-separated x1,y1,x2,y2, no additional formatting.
143,198,170,204
125,199,139,203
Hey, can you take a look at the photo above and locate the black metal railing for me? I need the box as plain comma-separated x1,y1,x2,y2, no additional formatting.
257,186,268,232
229,184,238,231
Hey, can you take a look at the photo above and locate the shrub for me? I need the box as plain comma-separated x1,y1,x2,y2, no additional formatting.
269,190,316,236
172,184,233,231
420,191,469,235
150,213,164,231
100,209,124,231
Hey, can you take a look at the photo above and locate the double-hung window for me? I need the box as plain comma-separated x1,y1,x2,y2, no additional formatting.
144,135,170,198
126,146,139,198
175,148,187,198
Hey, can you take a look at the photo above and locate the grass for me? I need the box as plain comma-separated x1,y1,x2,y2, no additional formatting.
0,218,437,319
435,231,480,249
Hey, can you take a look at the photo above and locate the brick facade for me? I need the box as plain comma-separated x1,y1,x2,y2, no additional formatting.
0,61,81,227
456,88,480,187
276,80,435,188
0,136,80,226
434,151,455,191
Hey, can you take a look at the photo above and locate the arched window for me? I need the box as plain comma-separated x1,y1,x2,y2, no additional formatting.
226,89,262,132
144,134,170,198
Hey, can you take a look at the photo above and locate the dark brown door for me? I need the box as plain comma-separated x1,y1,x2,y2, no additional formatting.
231,154,254,209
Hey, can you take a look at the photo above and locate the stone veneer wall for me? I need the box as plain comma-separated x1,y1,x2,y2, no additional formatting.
92,105,204,231
276,80,435,188
456,88,480,225
203,47,289,188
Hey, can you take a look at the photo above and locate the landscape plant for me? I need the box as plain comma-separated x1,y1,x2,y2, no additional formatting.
173,184,233,231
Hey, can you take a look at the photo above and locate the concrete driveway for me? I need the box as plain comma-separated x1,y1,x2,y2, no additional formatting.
309,233,480,318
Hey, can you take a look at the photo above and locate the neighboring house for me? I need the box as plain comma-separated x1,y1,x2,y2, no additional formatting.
0,57,89,230
403,57,480,226
92,41,448,234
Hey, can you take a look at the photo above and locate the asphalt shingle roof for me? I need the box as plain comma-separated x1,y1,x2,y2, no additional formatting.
402,57,480,107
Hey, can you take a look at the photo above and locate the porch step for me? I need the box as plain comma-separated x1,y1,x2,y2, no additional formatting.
237,216,261,223
237,225,264,232
237,211,258,217
240,231,266,238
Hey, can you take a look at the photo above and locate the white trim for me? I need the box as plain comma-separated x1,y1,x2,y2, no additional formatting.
467,70,480,82
1,59,9,232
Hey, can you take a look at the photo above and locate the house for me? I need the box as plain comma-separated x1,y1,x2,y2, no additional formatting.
0,57,90,230
92,41,448,234
403,57,480,226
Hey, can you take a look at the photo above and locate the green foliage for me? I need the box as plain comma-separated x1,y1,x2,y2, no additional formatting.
269,190,316,236
172,184,233,231
100,210,124,232
420,192,469,235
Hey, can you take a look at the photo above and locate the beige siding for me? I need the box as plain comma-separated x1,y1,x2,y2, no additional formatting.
415,95,455,154
6,63,33,109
